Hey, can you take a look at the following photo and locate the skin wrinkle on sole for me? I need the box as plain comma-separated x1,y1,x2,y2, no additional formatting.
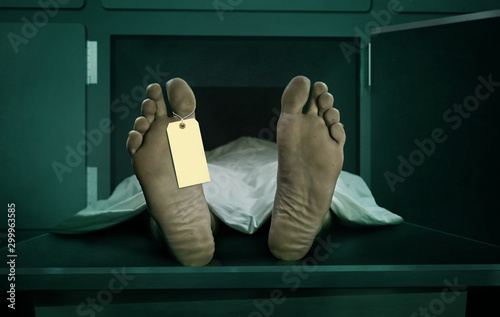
126,79,215,267
268,76,345,261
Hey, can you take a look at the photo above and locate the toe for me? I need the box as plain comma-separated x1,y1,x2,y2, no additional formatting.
307,81,328,115
281,75,311,114
141,99,157,123
329,122,346,145
317,92,334,117
126,130,143,156
147,83,168,116
134,116,150,134
166,78,196,118
324,107,340,127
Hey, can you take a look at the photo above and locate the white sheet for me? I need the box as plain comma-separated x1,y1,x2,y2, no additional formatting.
52,137,403,234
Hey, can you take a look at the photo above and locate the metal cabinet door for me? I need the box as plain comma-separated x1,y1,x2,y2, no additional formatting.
369,11,500,245
0,23,87,229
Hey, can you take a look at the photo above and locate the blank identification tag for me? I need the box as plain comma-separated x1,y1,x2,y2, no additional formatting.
166,118,211,188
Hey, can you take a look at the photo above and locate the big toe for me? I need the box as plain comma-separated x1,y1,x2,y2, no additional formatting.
166,78,196,118
281,76,311,114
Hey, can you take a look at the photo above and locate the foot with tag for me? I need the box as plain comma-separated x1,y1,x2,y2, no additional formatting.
126,78,215,267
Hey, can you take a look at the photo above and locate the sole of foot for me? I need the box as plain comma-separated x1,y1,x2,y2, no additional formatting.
268,75,346,261
126,78,215,267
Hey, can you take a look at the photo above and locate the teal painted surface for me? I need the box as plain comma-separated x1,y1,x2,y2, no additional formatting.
35,291,466,317
0,23,87,229
0,0,84,8
3,220,499,276
102,0,371,12
0,220,495,314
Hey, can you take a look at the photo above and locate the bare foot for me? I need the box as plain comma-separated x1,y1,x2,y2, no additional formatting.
268,76,346,261
126,78,214,267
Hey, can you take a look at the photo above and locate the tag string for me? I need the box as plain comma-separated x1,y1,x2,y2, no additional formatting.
172,106,196,127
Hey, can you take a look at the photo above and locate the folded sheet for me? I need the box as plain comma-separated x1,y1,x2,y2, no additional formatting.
52,137,403,234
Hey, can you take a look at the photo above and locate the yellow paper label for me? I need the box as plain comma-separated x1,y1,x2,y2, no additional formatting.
166,118,211,188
